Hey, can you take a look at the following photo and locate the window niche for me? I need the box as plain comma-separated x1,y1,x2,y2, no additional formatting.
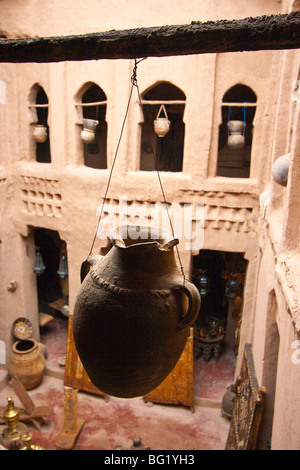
140,82,186,172
76,83,107,169
29,84,51,163
217,84,257,178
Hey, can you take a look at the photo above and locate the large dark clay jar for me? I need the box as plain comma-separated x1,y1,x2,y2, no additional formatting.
73,226,200,398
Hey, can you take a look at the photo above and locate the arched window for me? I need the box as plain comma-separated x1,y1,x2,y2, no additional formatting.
217,84,257,178
76,83,107,169
29,85,51,163
140,82,186,172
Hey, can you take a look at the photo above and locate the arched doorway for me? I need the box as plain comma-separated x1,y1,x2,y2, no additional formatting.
33,228,69,370
192,249,247,401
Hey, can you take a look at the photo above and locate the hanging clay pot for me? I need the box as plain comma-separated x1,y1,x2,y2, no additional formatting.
7,339,46,390
80,118,99,143
153,104,170,137
272,153,290,187
32,125,48,143
73,225,200,398
227,120,245,149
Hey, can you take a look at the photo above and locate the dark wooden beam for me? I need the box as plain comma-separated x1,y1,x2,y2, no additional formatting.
0,12,299,63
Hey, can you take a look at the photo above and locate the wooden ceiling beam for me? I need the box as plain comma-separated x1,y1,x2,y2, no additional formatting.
0,12,299,63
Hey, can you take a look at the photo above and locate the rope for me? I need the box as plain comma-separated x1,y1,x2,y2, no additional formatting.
88,58,186,281
88,77,136,256
132,60,186,280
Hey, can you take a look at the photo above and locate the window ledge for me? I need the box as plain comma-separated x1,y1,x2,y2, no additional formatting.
17,161,59,180
206,176,259,194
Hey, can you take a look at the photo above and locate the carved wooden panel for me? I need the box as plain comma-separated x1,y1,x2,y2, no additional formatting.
64,315,106,398
225,343,266,450
143,329,194,410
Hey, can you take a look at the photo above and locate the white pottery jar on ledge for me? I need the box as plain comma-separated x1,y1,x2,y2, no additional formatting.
32,125,48,143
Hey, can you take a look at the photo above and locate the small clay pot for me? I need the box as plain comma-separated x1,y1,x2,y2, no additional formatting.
8,339,46,390
80,118,99,143
154,117,170,137
32,125,47,143
227,120,245,149
153,104,170,137
272,153,290,187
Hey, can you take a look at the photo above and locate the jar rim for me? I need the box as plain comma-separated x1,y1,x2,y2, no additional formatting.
13,339,37,354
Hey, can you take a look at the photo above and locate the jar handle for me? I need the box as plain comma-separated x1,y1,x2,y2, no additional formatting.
174,281,201,330
80,255,104,282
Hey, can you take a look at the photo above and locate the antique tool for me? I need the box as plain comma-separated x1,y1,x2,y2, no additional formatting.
1,397,27,450
20,432,44,450
9,376,53,430
55,386,85,450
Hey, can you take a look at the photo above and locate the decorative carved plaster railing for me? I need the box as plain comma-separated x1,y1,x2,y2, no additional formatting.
20,176,62,218
96,196,258,237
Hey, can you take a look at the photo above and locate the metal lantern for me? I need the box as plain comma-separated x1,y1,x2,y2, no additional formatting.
33,249,46,276
225,277,239,299
57,254,68,279
199,273,209,296
193,270,209,296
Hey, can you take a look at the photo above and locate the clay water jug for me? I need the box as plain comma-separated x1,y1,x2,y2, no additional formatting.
73,225,200,398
